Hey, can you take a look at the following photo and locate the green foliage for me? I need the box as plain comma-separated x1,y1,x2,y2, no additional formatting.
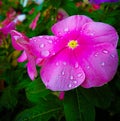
63,88,95,121
26,79,50,103
14,94,63,121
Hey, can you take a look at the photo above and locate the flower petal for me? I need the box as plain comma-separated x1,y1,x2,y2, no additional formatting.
10,30,29,50
40,48,85,91
26,53,37,80
51,15,93,36
75,43,118,88
80,22,118,47
30,35,62,59
17,51,27,62
2,22,15,35
89,0,119,4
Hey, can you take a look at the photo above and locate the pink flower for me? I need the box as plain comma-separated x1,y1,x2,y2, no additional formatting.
56,8,69,21
11,15,118,91
0,22,15,45
92,4,100,10
89,0,118,4
40,15,118,91
10,30,57,80
2,8,16,26
10,30,38,80
29,12,41,30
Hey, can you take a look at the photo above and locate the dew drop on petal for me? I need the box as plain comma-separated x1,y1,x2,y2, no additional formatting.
73,80,77,84
64,28,68,32
48,40,53,44
52,52,55,55
111,54,115,58
101,62,105,66
90,33,94,36
77,73,82,78
102,50,108,54
41,50,50,57
61,71,65,75
63,62,67,65
94,53,98,57
58,32,62,36
70,75,74,80
87,66,90,69
68,84,72,88
40,43,45,48
56,62,59,66
39,36,43,38
75,62,79,68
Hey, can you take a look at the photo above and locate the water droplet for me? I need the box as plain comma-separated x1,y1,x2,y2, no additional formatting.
68,84,72,88
64,28,69,32
94,53,98,57
41,50,50,57
101,62,105,66
34,39,36,42
61,71,65,75
73,81,77,84
39,36,43,38
70,75,74,80
90,33,94,36
52,52,55,55
111,54,115,58
46,36,49,39
58,32,62,35
75,62,79,68
48,40,52,43
77,73,82,78
63,62,67,65
102,50,108,54
40,43,45,48
87,66,90,69
56,62,59,66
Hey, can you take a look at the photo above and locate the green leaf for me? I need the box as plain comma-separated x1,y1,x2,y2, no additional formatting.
26,79,50,103
62,1,78,15
0,86,17,109
63,88,95,121
15,94,63,121
79,85,113,109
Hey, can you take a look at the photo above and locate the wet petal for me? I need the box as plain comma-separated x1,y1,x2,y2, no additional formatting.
80,22,118,47
30,35,62,59
10,30,29,50
40,48,85,91
75,43,118,88
52,15,93,36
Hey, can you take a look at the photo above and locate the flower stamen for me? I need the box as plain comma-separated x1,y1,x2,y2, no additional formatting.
68,40,78,49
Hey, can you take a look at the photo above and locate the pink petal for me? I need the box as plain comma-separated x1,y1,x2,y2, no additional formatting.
29,12,40,30
59,91,65,100
10,30,29,50
40,48,85,91
80,22,118,47
57,8,69,21
26,54,37,80
51,15,93,36
74,43,118,88
17,51,27,62
30,35,62,59
2,22,15,35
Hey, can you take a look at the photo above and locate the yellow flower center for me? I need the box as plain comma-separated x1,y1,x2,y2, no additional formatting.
68,40,78,49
